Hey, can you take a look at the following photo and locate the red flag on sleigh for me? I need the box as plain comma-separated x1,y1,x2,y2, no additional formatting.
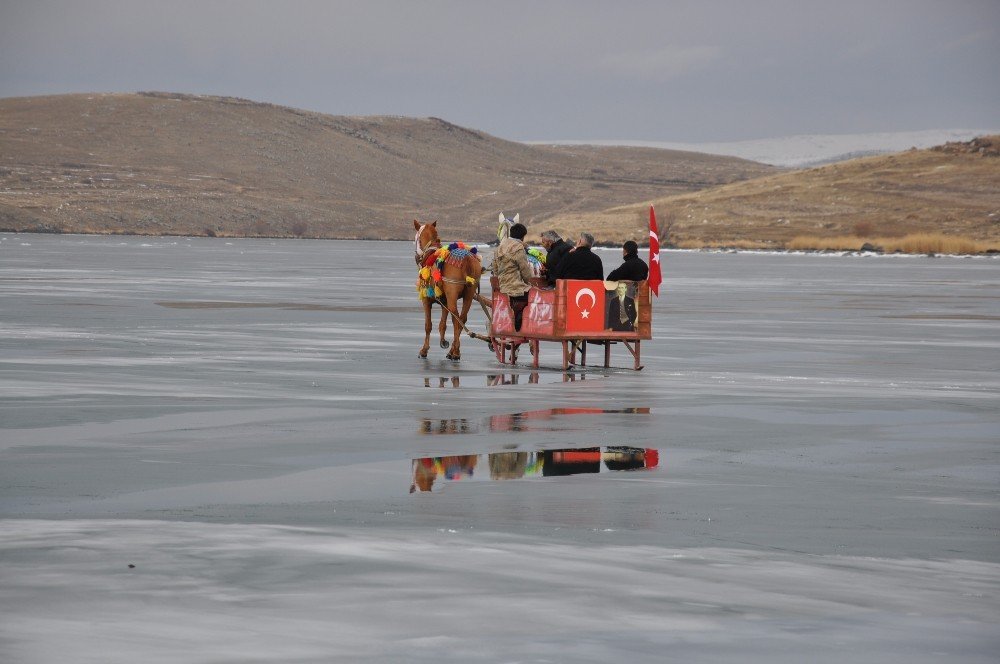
648,206,663,297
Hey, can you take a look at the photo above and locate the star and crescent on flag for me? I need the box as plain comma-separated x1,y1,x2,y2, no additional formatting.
648,205,662,297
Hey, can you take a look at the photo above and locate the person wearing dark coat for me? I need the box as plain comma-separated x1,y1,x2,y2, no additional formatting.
540,230,572,286
606,240,649,282
552,233,604,281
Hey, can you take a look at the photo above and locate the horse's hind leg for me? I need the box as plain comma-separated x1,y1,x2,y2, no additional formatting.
438,305,449,349
419,299,432,358
447,288,474,361
445,291,461,360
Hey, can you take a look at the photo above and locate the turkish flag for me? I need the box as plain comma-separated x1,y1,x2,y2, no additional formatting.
564,280,606,333
648,206,663,296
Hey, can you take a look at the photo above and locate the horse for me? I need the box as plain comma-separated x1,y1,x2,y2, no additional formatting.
414,220,484,360
495,212,519,244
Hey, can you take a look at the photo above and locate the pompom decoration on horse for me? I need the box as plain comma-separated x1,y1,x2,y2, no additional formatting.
416,241,480,299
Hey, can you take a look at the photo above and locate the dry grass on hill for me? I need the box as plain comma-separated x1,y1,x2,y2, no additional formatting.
4,93,996,254
0,92,773,242
547,136,1000,253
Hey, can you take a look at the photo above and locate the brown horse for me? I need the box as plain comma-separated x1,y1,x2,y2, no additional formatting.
414,220,484,360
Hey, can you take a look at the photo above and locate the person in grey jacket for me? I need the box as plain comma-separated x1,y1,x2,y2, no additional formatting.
540,230,572,286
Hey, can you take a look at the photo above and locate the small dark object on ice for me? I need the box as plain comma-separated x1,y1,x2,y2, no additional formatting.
127,564,135,568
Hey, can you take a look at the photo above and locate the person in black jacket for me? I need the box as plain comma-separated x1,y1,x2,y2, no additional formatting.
552,233,603,281
540,230,572,286
606,240,649,282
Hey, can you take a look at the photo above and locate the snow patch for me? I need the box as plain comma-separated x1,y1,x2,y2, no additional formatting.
531,129,1000,168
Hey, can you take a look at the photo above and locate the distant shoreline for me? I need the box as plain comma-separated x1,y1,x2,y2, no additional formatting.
5,230,998,258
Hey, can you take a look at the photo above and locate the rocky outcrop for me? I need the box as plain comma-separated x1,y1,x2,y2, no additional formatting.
932,135,999,157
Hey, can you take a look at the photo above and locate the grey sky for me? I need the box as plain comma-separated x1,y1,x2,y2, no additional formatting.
1,0,997,142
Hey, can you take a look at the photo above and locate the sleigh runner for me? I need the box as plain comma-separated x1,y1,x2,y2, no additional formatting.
489,277,652,370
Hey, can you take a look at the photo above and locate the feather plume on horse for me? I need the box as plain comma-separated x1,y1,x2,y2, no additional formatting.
414,220,487,360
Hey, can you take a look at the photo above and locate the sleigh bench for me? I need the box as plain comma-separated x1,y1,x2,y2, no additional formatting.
489,278,653,370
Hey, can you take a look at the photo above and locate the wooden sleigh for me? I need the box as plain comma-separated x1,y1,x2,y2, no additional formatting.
488,277,653,371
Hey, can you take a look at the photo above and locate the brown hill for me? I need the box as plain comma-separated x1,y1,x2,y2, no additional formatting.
0,92,774,241
548,136,1000,250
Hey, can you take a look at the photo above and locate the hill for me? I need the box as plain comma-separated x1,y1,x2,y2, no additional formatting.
547,136,1000,251
0,93,774,241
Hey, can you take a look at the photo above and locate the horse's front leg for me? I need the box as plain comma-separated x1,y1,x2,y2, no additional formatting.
419,299,432,358
438,303,449,348
446,291,463,360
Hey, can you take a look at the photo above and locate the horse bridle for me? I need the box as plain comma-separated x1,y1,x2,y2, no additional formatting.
414,224,441,266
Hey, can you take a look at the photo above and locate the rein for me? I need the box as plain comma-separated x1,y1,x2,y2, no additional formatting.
432,292,490,343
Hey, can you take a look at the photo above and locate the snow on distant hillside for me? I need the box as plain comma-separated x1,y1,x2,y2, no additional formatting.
533,129,1000,168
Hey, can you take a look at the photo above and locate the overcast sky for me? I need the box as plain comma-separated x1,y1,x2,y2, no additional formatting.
1,0,997,142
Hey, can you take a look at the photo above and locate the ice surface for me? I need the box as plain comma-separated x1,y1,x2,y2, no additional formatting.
2,519,997,664
1,236,998,662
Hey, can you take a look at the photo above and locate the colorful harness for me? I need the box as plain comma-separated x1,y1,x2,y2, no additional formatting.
416,242,480,299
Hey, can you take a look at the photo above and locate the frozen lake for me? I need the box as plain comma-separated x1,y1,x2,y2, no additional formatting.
2,234,998,662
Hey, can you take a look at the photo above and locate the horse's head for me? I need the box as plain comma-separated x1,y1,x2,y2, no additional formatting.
496,212,520,244
413,219,441,264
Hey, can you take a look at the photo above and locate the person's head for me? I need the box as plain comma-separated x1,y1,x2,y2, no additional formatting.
509,223,527,240
623,240,638,257
540,230,561,249
577,232,595,249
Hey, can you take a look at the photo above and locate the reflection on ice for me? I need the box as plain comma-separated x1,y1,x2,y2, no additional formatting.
423,376,462,388
486,371,605,385
486,372,538,386
410,446,659,492
419,372,608,388
488,406,650,433
486,372,596,385
419,417,478,435
418,407,650,435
